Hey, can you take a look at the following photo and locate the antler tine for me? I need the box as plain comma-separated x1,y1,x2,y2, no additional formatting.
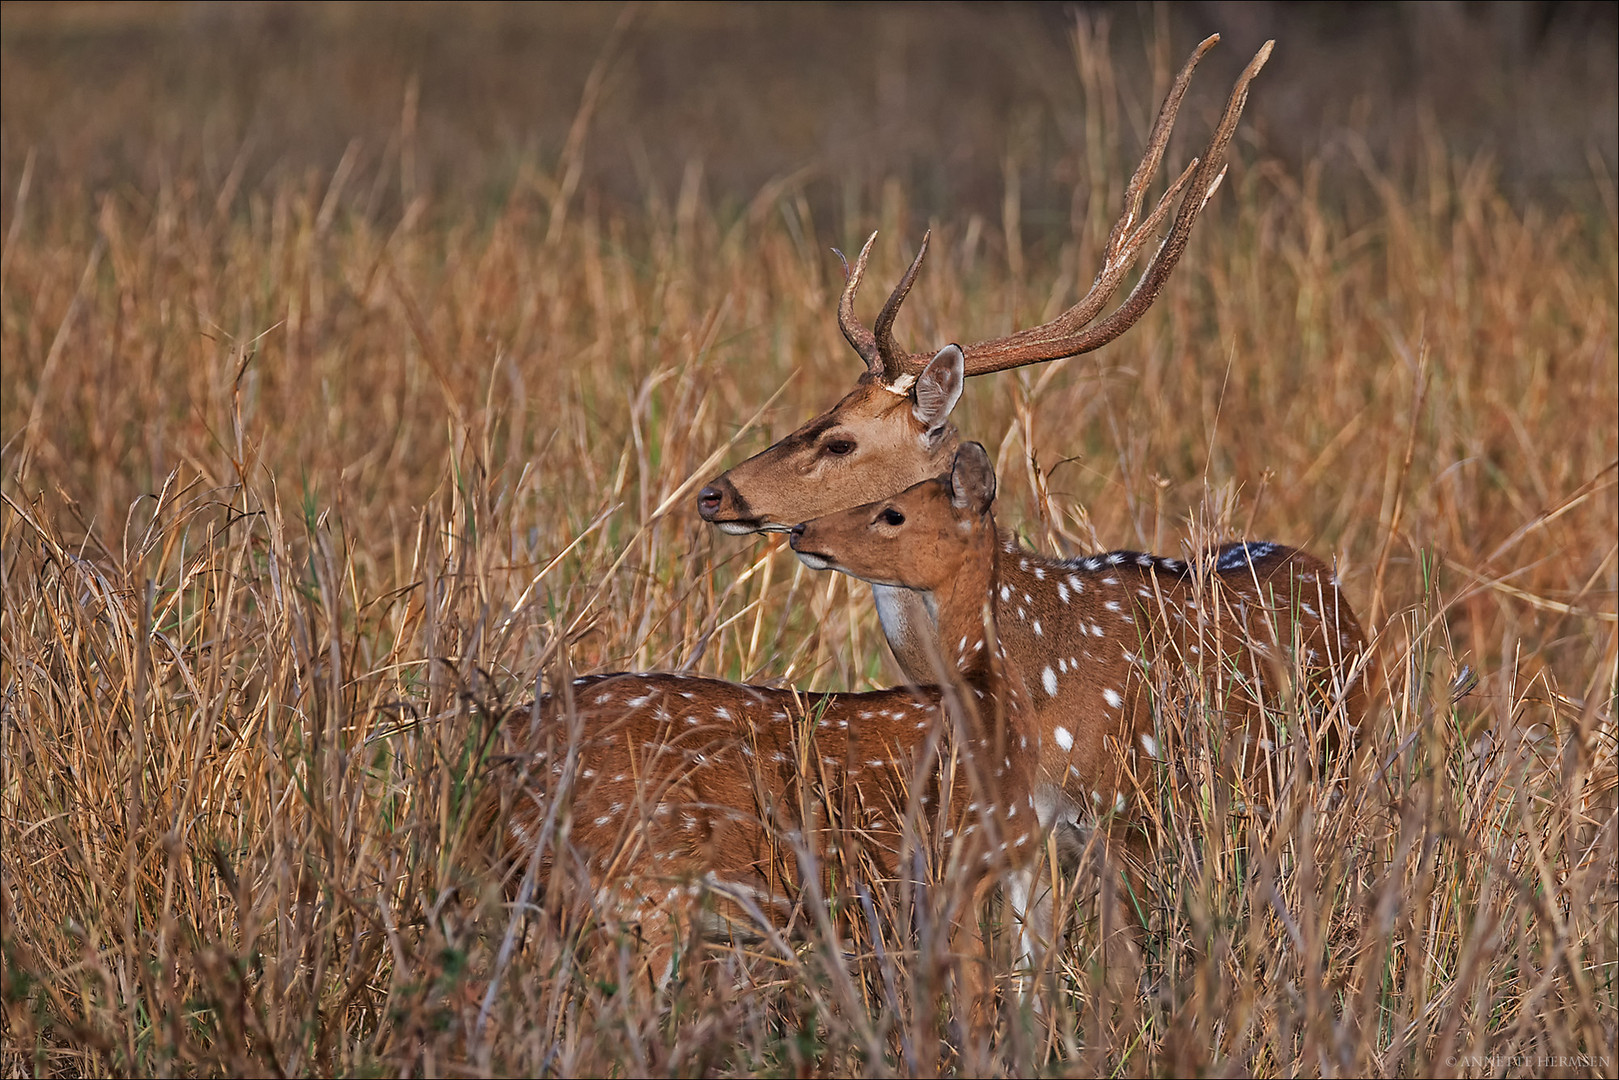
1054,39,1273,358
1104,34,1219,267
872,229,931,383
836,232,882,370
937,37,1272,379
998,38,1216,356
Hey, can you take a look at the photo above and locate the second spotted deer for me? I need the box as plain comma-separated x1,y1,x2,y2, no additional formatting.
500,444,1041,989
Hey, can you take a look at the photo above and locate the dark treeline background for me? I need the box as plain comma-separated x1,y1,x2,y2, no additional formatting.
4,1,1615,232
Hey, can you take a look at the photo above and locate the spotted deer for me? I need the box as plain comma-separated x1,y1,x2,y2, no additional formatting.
501,444,1042,987
696,38,1370,842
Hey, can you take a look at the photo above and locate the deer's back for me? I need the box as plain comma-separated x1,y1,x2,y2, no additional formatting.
501,672,1034,904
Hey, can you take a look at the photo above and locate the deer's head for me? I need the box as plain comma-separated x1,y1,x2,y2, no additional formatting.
698,36,1270,535
789,440,997,595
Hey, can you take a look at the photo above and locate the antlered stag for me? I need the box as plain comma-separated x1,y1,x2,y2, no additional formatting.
696,38,1370,841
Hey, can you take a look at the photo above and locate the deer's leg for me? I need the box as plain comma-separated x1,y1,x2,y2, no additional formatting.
945,871,1006,1032
1098,828,1150,999
1004,857,1077,1026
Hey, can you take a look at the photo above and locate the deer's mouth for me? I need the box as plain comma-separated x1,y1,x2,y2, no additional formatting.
792,549,833,571
787,527,836,571
713,519,794,536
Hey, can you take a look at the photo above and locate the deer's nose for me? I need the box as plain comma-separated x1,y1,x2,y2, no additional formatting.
696,485,725,519
788,523,806,546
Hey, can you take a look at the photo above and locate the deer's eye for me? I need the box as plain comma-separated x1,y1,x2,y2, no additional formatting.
880,508,906,526
824,439,855,456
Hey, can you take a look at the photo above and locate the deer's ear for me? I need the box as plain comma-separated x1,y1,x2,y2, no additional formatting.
949,441,996,513
912,344,964,438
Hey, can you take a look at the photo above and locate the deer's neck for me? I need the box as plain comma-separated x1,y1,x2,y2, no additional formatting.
920,541,1017,711
882,544,1019,680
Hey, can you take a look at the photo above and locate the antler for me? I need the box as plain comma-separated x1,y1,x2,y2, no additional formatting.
835,233,881,370
839,34,1273,385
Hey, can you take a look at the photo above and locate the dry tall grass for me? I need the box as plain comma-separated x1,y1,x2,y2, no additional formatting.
3,6,1615,1077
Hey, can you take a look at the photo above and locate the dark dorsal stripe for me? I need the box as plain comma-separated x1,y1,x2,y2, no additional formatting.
1051,541,1285,579
1057,549,1190,576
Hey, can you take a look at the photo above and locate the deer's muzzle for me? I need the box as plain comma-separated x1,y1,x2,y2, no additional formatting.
696,477,762,533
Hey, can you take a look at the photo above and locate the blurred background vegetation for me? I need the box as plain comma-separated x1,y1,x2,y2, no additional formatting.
4,1,1615,225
